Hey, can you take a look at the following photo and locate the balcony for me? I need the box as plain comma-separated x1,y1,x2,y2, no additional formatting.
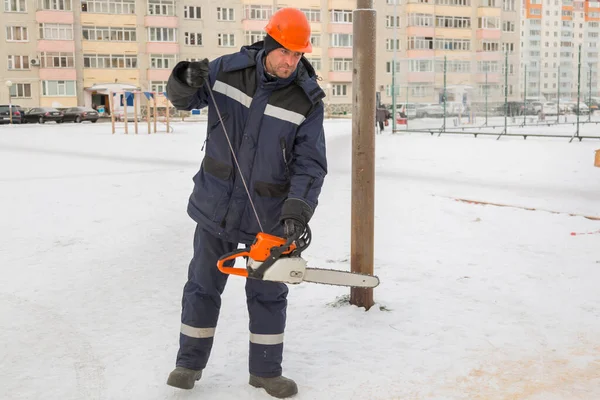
36,10,74,24
37,40,75,53
328,48,352,58
144,15,178,28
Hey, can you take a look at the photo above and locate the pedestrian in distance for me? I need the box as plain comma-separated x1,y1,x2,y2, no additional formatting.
164,7,327,399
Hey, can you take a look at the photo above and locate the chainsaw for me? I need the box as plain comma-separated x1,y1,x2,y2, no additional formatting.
205,84,378,288
216,226,379,288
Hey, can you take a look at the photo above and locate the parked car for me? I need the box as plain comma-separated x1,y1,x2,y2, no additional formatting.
0,104,24,124
541,102,558,116
61,107,99,123
416,103,445,118
23,107,64,124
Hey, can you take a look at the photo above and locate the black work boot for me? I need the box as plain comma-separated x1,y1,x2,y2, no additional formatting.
249,374,298,398
166,367,203,389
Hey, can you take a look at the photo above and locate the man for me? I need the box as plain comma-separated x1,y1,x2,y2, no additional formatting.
165,7,327,399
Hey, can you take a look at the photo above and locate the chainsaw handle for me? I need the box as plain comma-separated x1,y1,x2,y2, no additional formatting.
216,248,250,277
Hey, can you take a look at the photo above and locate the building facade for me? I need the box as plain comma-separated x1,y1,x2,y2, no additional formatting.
521,0,600,101
4,0,595,112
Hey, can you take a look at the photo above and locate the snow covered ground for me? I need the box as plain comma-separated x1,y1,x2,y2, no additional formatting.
1,120,599,400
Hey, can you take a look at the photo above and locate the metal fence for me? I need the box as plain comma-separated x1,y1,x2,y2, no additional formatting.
385,45,600,142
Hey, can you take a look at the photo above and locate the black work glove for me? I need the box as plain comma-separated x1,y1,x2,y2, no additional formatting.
280,198,313,238
182,59,209,88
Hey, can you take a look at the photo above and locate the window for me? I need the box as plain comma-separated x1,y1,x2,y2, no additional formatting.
40,0,72,10
81,0,135,13
435,38,470,51
184,32,202,46
478,17,500,29
6,26,28,41
148,28,176,42
409,59,434,72
245,30,263,45
83,54,137,68
502,0,515,11
42,80,76,96
39,23,73,40
244,5,272,20
387,0,401,4
408,37,434,50
502,42,515,53
332,84,348,96
7,55,29,70
529,29,541,36
477,61,499,72
310,34,321,47
502,21,515,32
40,52,75,68
481,41,499,52
217,7,234,21
386,61,401,73
386,39,401,51
149,54,176,69
306,58,321,70
435,16,471,29
479,0,498,6
301,8,320,22
184,5,201,19
410,85,429,97
218,33,235,47
331,58,352,71
148,0,174,16
502,63,515,75
331,33,352,47
435,0,470,5
386,15,400,28
408,14,433,27
330,9,352,23
4,0,26,12
9,83,31,98
82,26,137,41
437,60,470,73
150,81,167,93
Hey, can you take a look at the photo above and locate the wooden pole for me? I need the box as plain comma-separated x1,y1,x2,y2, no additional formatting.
166,97,170,133
134,92,138,134
123,93,128,134
147,94,151,134
109,91,115,134
153,94,157,133
350,1,376,310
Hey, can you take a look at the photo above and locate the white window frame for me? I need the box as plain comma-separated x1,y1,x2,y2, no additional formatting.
217,33,235,47
4,0,27,12
184,5,201,19
310,34,321,47
408,13,433,27
331,58,353,72
149,54,176,69
184,32,202,46
38,23,74,40
217,7,234,21
306,58,321,71
330,33,352,48
39,52,75,68
150,81,167,93
386,15,400,28
478,17,500,30
83,54,137,68
81,0,135,14
386,38,401,51
244,5,272,20
330,9,352,23
9,83,32,98
148,27,177,42
8,55,29,70
244,30,263,45
148,0,174,16
40,0,72,11
408,59,434,72
332,84,348,96
42,80,76,96
385,61,401,73
301,8,320,22
82,26,137,42
6,26,28,41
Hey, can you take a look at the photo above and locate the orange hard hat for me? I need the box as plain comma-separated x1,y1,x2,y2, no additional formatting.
265,7,312,53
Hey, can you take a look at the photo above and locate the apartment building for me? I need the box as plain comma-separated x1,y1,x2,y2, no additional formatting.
521,0,600,101
2,0,523,111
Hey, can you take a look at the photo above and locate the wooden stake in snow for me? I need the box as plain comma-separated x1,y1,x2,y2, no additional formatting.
351,1,377,310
